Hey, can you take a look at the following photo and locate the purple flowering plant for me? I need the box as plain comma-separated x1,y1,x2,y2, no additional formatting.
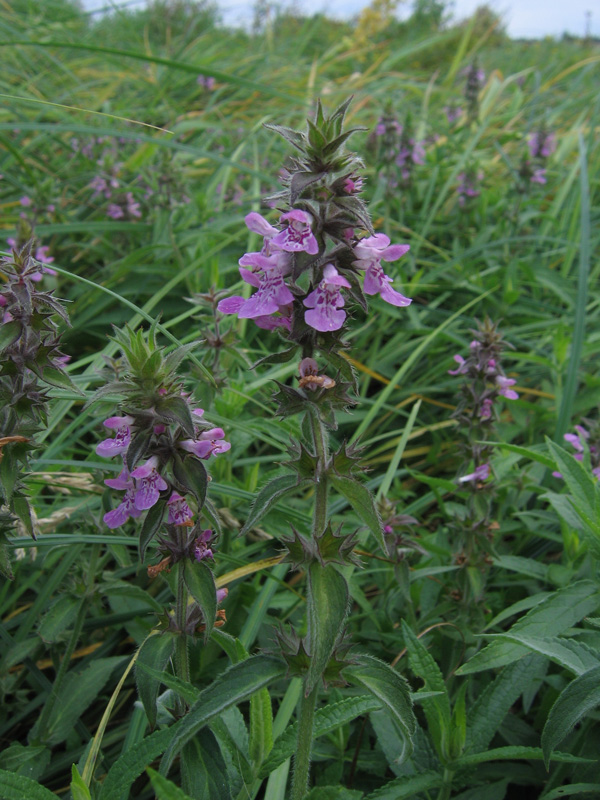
0,241,76,577
218,99,417,799
447,318,519,610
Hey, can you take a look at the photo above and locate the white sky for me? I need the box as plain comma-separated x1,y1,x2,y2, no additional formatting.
81,0,597,39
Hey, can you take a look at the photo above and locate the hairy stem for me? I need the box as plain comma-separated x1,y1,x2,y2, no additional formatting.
174,553,190,713
310,410,329,538
290,685,319,800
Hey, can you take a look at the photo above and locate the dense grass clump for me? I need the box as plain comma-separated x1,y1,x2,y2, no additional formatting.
0,1,599,798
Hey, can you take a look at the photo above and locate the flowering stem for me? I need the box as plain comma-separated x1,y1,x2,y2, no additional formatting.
174,554,190,709
309,411,329,538
290,685,319,800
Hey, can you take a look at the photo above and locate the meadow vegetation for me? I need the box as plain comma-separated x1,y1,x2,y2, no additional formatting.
0,1,599,798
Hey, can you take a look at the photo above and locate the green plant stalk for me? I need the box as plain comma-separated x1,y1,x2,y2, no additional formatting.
174,554,190,705
290,410,330,799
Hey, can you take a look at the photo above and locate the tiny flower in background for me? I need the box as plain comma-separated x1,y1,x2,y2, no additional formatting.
457,169,483,206
303,263,350,332
20,196,33,207
458,463,490,484
496,375,519,400
528,130,556,159
197,74,216,90
126,192,142,218
448,354,468,375
443,104,463,124
107,204,125,219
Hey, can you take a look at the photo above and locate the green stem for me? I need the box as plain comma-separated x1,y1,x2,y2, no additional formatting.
309,411,329,538
290,685,318,800
174,558,190,705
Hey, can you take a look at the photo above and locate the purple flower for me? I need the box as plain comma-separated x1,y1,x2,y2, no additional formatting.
216,587,228,604
180,428,231,459
496,375,518,400
271,209,319,255
96,415,134,458
126,192,141,218
103,468,143,529
130,456,168,510
528,131,556,159
443,105,463,124
19,196,32,207
458,463,490,483
531,167,546,185
344,176,363,194
194,529,214,561
353,234,412,308
35,246,55,265
197,74,216,90
89,176,110,198
107,204,124,219
303,263,351,332
218,253,293,320
448,354,468,375
167,492,194,525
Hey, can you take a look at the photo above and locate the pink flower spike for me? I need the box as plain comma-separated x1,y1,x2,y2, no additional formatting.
272,209,319,255
131,456,168,510
303,264,350,333
194,529,214,561
458,463,491,483
167,492,194,525
496,375,519,400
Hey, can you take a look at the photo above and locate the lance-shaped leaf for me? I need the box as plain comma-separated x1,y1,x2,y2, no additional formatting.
330,474,386,552
305,563,350,695
125,430,152,472
542,664,600,768
0,320,22,351
156,395,195,438
252,345,299,370
172,453,208,507
139,498,167,562
183,560,217,641
135,632,177,728
160,655,287,775
146,768,194,800
0,769,58,800
241,474,307,535
345,654,416,765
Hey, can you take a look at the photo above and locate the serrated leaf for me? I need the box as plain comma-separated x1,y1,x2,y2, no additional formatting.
12,495,34,537
180,731,231,800
38,594,80,643
125,431,152,472
495,442,556,470
0,769,58,800
330,475,386,552
183,560,217,641
290,171,325,204
100,727,177,800
547,439,599,519
0,744,49,781
172,454,208,507
135,633,177,728
0,320,21,351
240,474,304,535
139,499,167,562
136,663,201,706
454,746,594,768
157,396,195,438
483,633,599,676
345,654,416,765
39,366,85,396
259,694,381,778
251,346,298,370
401,621,450,760
249,688,273,766
211,630,249,665
305,563,350,694
541,665,600,768
457,581,600,675
304,788,363,800
160,655,287,775
465,654,545,753
541,783,600,799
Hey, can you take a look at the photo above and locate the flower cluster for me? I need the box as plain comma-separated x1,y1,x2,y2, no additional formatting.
457,167,484,207
197,74,216,91
217,100,412,343
94,326,229,545
443,103,463,125
553,423,600,481
464,61,485,122
449,319,519,486
517,126,556,190
371,108,425,190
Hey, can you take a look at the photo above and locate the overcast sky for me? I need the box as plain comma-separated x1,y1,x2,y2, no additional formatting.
82,0,596,40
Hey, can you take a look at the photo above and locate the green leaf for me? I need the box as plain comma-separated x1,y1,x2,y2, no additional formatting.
211,630,249,665
0,769,58,800
547,439,600,523
541,665,600,768
11,495,34,537
304,788,363,800
180,731,231,800
139,499,167,562
157,396,195,438
251,346,298,370
240,474,305,535
454,746,594,768
450,779,508,800
39,656,127,746
465,654,545,753
249,688,273,767
542,784,600,800
125,431,152,472
135,663,201,706
183,560,217,641
100,727,177,800
401,621,451,760
330,475,386,553
39,366,85,396
345,654,416,764
135,633,177,728
160,655,287,775
305,563,350,694
172,454,208,507
0,744,49,781
259,694,381,778
362,771,443,799
457,581,600,674
38,594,79,643
482,633,599,676
146,768,194,800
494,442,556,470
70,765,92,800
